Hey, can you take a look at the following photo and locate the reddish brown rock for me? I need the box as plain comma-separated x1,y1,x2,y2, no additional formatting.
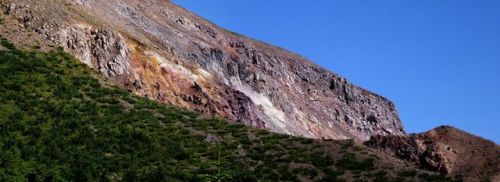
0,0,404,140
365,126,500,181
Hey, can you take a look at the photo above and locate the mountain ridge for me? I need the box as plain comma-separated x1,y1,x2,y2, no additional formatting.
0,0,404,140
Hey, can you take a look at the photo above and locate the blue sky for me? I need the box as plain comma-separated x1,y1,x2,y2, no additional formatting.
172,0,500,143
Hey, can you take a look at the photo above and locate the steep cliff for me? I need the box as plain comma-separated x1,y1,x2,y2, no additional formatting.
0,0,404,140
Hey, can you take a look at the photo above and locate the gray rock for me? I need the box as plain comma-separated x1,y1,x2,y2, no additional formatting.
58,25,133,77
204,134,220,143
5,3,17,14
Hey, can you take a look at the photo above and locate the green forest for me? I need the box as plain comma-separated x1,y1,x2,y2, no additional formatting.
0,39,457,182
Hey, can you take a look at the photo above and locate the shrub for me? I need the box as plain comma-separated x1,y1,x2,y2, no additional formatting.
336,153,375,171
399,169,417,178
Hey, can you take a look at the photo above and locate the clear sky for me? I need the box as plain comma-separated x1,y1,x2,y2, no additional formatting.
172,0,500,143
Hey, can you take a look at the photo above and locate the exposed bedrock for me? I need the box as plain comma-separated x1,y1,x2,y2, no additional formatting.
2,0,405,140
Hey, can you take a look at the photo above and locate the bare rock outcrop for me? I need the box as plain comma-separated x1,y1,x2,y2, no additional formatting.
58,24,133,77
365,126,500,181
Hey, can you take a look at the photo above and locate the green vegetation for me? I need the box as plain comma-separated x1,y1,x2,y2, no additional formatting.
417,173,458,182
336,153,375,171
0,39,458,181
398,169,418,178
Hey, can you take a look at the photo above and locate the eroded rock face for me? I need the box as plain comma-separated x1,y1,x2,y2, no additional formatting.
58,24,133,77
1,0,404,140
365,126,500,181
365,134,456,175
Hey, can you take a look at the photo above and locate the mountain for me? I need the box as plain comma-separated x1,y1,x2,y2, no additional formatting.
0,0,403,141
0,0,498,181
0,38,455,181
365,126,500,181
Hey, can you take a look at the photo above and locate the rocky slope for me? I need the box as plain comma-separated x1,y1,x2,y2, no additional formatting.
0,0,404,140
0,39,455,182
365,126,500,181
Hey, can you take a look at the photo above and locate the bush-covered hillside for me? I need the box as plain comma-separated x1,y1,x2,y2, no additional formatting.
0,39,457,181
